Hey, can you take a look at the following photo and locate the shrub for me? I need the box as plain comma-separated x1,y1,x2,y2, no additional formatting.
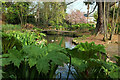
67,42,120,79
7,31,46,46
114,55,120,66
2,33,22,54
2,24,21,32
67,23,94,32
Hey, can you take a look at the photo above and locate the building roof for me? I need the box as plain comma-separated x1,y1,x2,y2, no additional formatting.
84,13,94,17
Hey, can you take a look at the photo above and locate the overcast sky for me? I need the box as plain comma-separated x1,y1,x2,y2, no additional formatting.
66,0,97,14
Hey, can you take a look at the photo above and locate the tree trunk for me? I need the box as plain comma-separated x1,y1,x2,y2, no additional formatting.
87,3,89,23
95,2,104,36
21,8,24,26
103,1,107,41
45,3,49,27
36,3,40,27
16,4,23,26
115,1,120,34
106,2,110,34
109,1,116,40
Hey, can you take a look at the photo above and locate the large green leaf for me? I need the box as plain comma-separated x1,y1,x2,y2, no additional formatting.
2,43,68,78
47,43,64,52
2,58,11,66
28,58,36,68
23,45,41,58
71,58,87,72
47,51,68,66
36,57,49,74
8,49,23,68
70,42,106,60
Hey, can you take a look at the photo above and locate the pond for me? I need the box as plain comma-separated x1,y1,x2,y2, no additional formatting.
44,35,76,49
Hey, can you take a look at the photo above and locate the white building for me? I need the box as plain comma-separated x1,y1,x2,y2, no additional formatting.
84,13,97,24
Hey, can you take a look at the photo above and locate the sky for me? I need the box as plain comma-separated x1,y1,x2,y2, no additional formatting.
66,0,97,14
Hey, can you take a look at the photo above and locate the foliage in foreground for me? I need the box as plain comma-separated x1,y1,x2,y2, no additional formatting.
1,33,120,79
67,42,120,79
2,43,68,79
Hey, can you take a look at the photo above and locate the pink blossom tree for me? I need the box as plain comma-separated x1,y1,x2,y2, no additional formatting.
66,10,87,24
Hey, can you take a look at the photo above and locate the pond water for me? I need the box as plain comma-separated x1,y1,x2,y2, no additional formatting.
44,35,76,49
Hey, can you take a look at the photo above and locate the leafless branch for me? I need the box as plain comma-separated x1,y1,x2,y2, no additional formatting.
66,0,77,5
59,0,77,7
89,3,97,15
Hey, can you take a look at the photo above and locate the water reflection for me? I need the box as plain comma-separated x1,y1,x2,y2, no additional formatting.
44,35,75,49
